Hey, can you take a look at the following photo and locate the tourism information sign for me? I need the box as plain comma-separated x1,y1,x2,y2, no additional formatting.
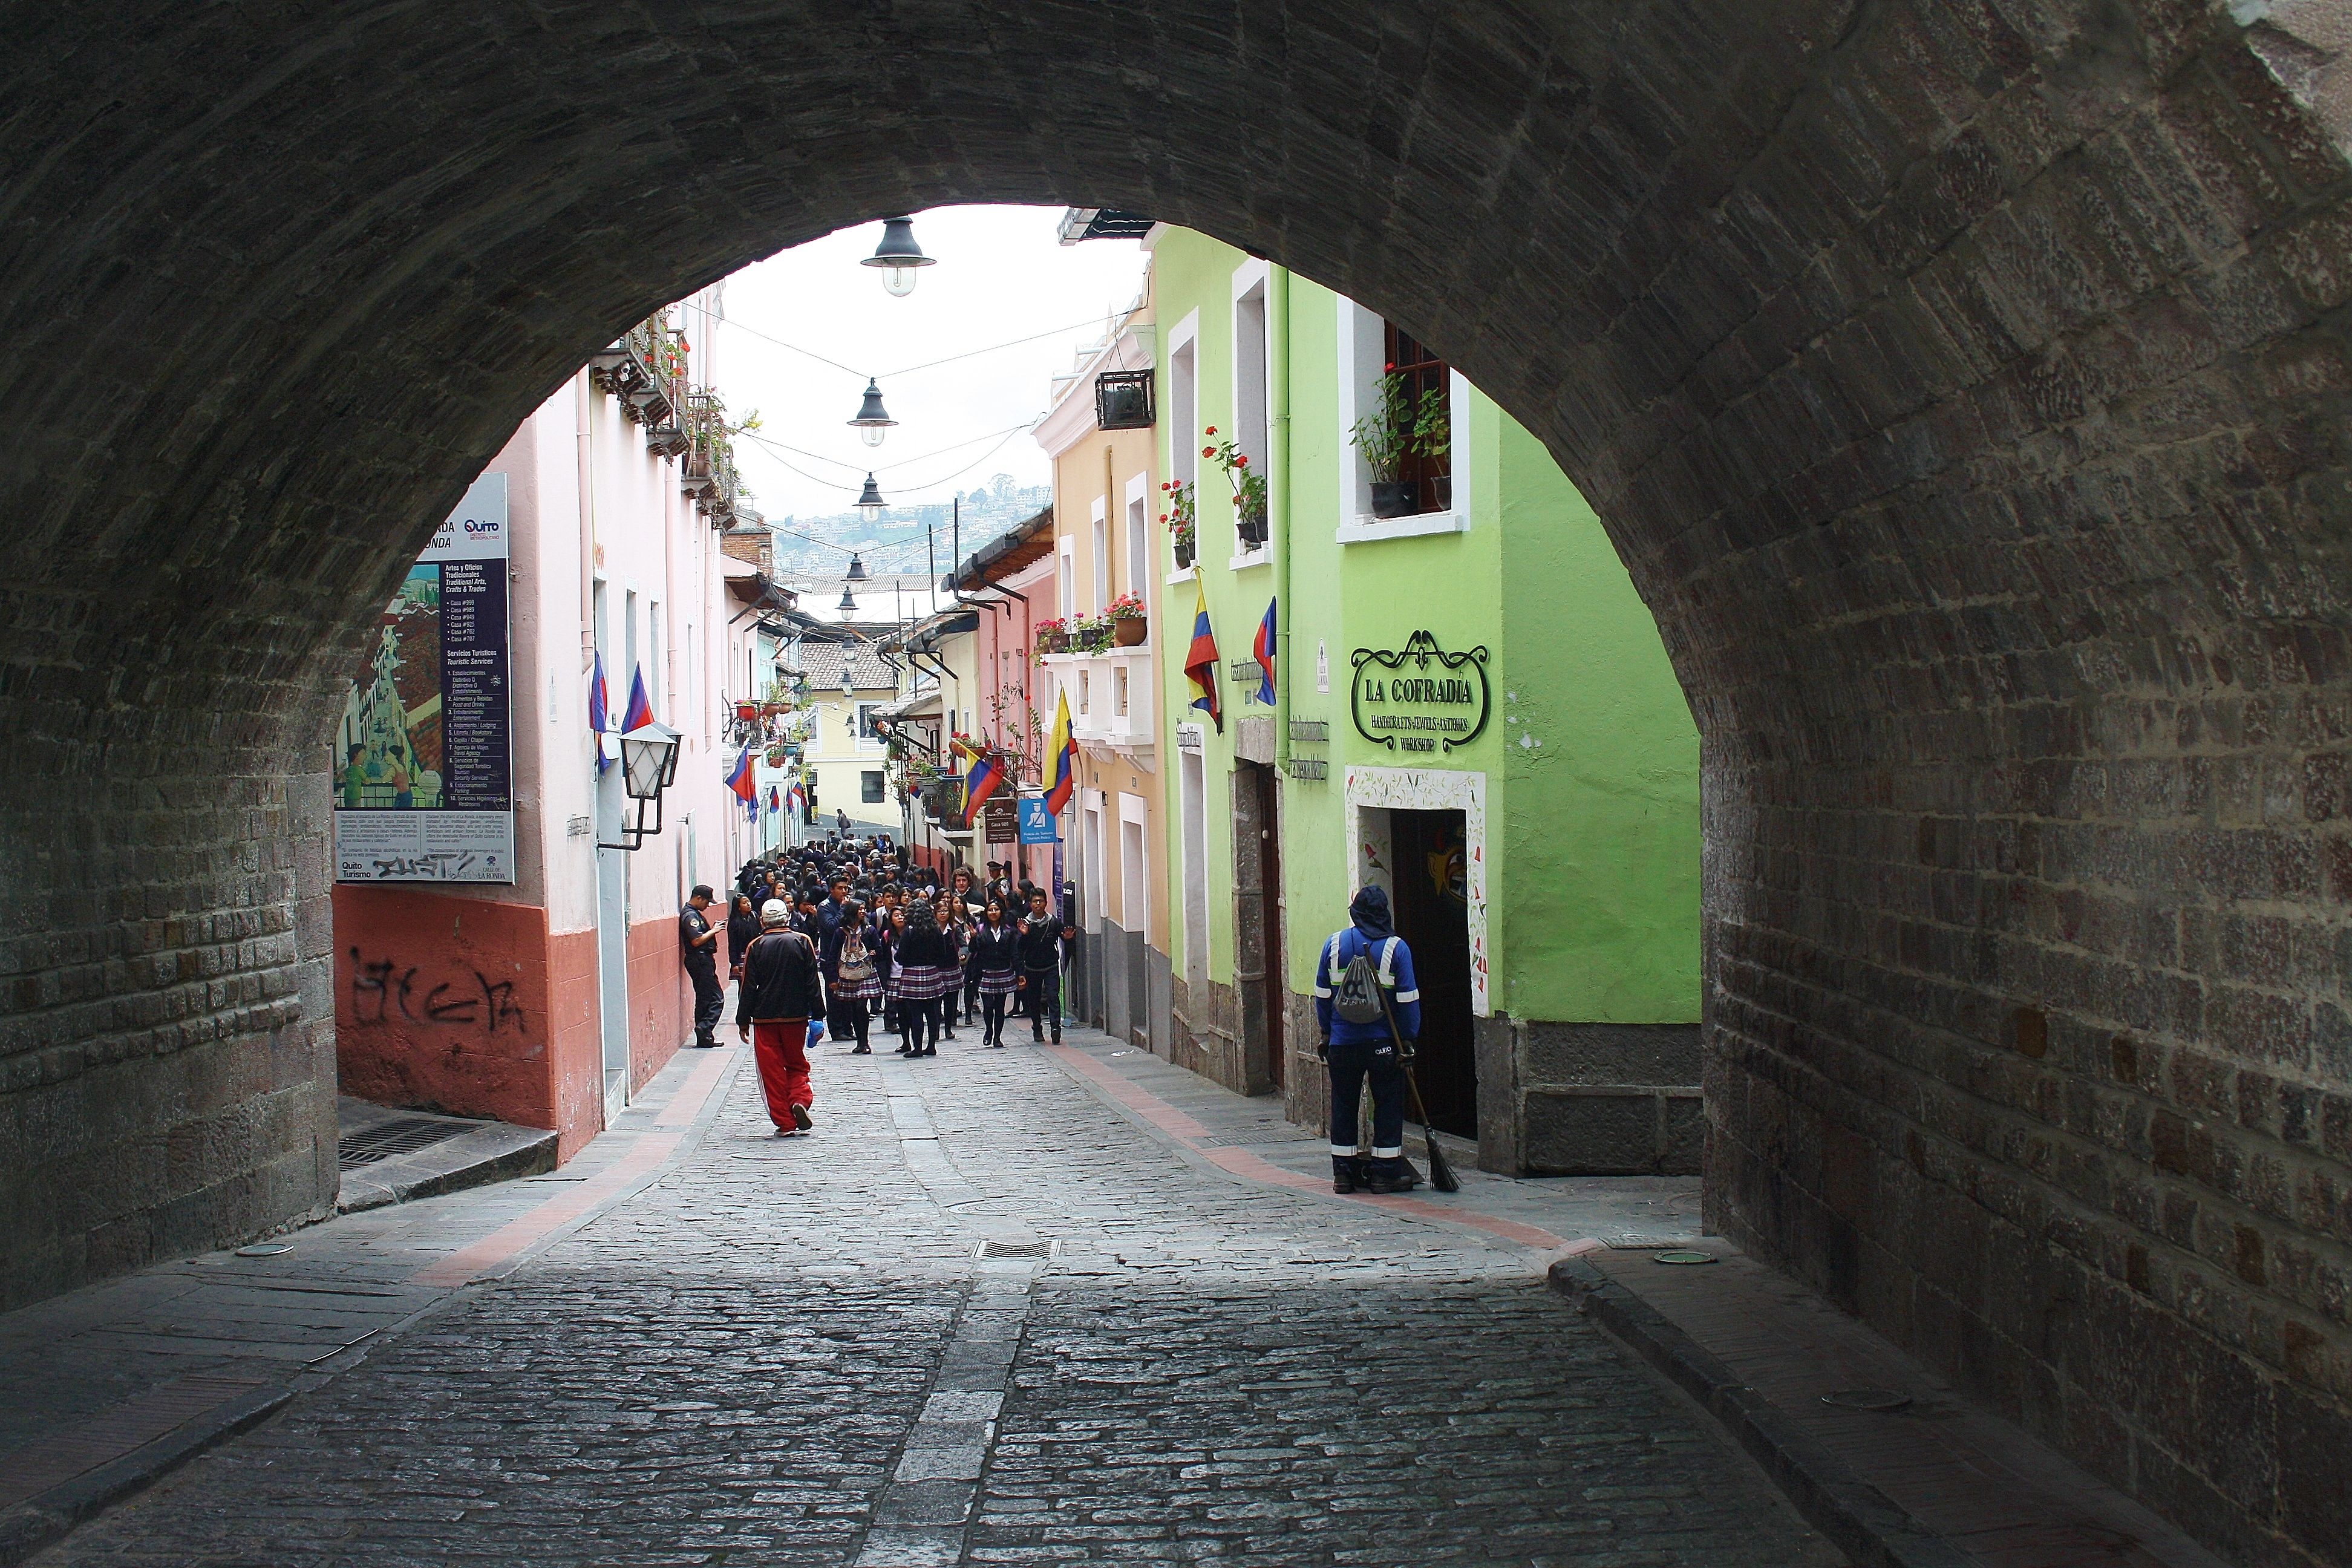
1016,795,1059,845
333,474,516,883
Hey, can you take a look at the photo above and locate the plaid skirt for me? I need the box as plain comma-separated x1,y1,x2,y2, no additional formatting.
976,967,1020,996
833,971,883,1001
890,963,956,1001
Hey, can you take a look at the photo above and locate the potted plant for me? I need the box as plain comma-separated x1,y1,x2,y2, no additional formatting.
733,697,759,722
1202,426,1269,546
765,745,787,766
1068,614,1112,655
1105,592,1148,647
1349,365,1451,518
1034,617,1069,655
1160,480,1197,569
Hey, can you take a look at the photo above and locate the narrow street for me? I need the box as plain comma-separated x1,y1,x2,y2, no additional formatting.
28,1030,1837,1567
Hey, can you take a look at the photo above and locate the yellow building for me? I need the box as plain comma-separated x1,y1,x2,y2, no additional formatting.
1034,293,1167,1048
791,639,904,838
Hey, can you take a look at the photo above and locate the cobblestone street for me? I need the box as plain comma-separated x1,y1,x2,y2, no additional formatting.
27,1029,1840,1567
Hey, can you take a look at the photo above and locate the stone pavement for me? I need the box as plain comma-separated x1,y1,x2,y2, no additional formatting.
11,1025,1842,1567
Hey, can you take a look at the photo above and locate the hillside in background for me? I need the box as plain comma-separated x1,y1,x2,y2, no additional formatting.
766,474,1050,573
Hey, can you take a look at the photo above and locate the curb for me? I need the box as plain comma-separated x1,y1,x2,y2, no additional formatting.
338,1125,560,1214
1546,1255,1971,1568
0,1380,304,1568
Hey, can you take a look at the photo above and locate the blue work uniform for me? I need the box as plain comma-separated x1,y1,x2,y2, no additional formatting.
1313,926,1420,1160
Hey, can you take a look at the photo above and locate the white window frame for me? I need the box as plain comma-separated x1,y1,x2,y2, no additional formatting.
1333,296,1474,546
1229,259,1272,570
1123,470,1151,599
1057,538,1076,621
1119,790,1150,935
1091,495,1109,613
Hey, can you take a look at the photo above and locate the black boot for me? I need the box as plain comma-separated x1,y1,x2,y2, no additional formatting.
1367,1157,1423,1195
1331,1157,1364,1195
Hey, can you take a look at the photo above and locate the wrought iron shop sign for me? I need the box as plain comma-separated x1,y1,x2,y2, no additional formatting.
1350,631,1490,756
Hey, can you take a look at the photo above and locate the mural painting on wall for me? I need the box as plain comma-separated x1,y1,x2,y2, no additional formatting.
333,473,517,884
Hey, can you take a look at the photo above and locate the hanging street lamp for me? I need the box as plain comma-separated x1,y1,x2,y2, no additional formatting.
846,551,869,583
862,215,936,297
838,586,858,616
849,380,897,447
856,473,886,525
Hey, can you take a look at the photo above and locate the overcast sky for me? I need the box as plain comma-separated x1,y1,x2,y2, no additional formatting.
704,206,1151,523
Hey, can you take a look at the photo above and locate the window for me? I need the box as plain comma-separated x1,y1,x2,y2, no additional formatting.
1091,497,1109,612
1180,745,1209,983
1232,266,1269,548
1057,540,1075,622
1169,320,1198,494
855,702,884,742
861,771,884,804
1125,475,1149,595
1384,321,1452,516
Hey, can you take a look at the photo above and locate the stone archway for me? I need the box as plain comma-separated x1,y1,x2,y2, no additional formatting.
1,4,2347,1560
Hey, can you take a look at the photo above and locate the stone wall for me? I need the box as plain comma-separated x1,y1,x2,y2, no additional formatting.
0,3,2346,1558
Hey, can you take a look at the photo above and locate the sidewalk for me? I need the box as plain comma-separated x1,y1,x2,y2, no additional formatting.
0,1044,744,1566
1039,1031,2227,1568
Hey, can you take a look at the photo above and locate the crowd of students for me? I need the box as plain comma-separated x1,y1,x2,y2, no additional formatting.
727,835,1074,1057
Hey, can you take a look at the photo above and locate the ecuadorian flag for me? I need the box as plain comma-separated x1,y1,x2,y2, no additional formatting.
1184,584,1222,732
1044,691,1077,815
1252,598,1277,706
962,751,1006,828
588,652,612,774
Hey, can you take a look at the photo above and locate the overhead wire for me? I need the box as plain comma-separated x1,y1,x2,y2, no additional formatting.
721,311,1117,387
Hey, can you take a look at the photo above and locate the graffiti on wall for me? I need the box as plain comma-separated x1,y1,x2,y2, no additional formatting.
347,948,529,1037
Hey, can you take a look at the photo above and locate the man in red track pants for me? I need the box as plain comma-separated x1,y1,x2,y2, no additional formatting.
734,900,827,1136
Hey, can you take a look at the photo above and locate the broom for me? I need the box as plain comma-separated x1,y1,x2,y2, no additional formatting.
1378,986,1459,1193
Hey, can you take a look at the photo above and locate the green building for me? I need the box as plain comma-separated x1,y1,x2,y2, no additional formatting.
1145,226,1704,1174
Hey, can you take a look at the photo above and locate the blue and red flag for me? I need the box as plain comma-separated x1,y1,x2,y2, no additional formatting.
726,746,756,819
767,785,780,815
1252,598,1277,706
622,665,656,732
961,751,1006,828
1183,584,1222,733
588,652,612,774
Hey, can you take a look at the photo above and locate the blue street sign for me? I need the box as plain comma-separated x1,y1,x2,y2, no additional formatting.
1017,796,1059,844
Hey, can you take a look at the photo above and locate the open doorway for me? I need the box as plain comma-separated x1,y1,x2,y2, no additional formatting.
1387,808,1474,1137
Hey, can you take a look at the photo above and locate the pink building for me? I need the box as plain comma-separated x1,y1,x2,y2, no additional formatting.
332,294,762,1157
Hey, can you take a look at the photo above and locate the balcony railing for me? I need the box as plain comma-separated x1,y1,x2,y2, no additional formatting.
1040,640,1155,754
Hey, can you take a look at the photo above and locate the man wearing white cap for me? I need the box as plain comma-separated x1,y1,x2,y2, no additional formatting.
734,899,826,1136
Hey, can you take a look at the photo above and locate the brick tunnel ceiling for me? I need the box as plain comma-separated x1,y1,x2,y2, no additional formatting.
2,4,2349,1566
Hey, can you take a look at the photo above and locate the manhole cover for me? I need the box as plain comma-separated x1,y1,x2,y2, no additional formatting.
1821,1388,1914,1413
338,1116,473,1171
235,1243,293,1257
1602,1233,1700,1249
1653,1250,1717,1266
975,1239,1054,1259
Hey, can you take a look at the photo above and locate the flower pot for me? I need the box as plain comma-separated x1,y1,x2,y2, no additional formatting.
734,701,759,721
1236,507,1269,547
1371,480,1415,518
1112,616,1147,647
1042,631,1068,654
1174,541,1194,570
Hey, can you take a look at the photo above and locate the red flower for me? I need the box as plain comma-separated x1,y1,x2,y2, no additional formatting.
1158,513,1169,523
1202,445,1215,458
1204,425,1217,436
1233,456,1247,466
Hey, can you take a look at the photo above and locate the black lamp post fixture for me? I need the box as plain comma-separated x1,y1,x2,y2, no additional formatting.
598,720,681,851
863,215,936,296
849,380,897,448
846,552,869,583
838,585,858,615
856,473,886,525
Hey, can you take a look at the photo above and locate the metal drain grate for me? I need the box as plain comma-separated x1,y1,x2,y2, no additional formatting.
975,1239,1054,1260
338,1117,473,1171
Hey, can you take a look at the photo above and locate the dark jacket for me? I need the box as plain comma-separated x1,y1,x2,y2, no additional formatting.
1016,915,1066,973
967,921,1021,976
893,924,953,970
726,910,761,967
822,918,883,982
735,929,826,1024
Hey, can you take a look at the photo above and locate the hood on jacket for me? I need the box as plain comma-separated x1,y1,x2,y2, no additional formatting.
1349,884,1394,938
